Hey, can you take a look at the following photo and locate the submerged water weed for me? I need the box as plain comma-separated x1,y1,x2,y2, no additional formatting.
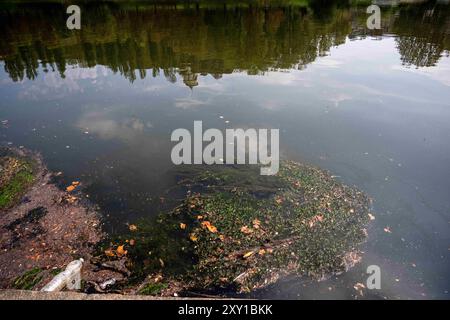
119,161,371,294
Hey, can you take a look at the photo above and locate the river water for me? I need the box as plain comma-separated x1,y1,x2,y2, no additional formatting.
0,1,449,299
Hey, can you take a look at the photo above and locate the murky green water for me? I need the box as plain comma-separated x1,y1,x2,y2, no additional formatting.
0,1,449,299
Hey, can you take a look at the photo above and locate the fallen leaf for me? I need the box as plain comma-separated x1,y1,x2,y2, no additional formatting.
275,197,283,204
384,226,392,233
116,245,127,257
258,249,266,255
240,226,253,234
243,251,254,258
66,185,75,192
129,224,138,231
104,249,115,257
353,282,365,296
159,258,165,268
307,215,324,228
201,221,218,233
252,219,261,229
368,213,375,220
189,233,198,242
180,223,186,230
71,181,80,186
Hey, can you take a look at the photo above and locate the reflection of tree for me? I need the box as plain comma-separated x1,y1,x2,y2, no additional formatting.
0,3,351,85
393,3,450,67
0,2,448,84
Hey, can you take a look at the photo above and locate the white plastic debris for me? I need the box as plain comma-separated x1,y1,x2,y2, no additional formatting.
41,258,84,292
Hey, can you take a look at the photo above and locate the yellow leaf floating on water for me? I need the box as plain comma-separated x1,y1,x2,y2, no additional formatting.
180,223,186,230
189,233,198,242
129,224,138,231
243,251,254,258
116,245,127,257
201,221,218,233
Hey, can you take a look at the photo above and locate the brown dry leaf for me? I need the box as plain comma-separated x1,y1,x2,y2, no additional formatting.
353,282,365,296
307,215,324,228
275,197,283,204
189,233,198,242
243,251,254,258
104,249,115,257
240,226,253,234
129,224,138,231
72,181,80,186
201,221,218,233
66,185,75,192
180,223,186,230
116,245,127,257
258,249,266,255
66,195,77,203
196,215,203,220
252,219,261,229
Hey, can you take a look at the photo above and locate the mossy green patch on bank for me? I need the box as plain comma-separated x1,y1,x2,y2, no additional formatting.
109,161,371,294
11,267,43,290
0,151,37,209
139,282,169,295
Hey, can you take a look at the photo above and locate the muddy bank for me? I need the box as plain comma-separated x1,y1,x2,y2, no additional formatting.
98,161,372,296
0,147,103,289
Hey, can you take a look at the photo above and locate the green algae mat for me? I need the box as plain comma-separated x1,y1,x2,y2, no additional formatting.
103,161,371,295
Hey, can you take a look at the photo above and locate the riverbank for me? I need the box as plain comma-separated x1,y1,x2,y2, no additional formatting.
0,147,103,289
